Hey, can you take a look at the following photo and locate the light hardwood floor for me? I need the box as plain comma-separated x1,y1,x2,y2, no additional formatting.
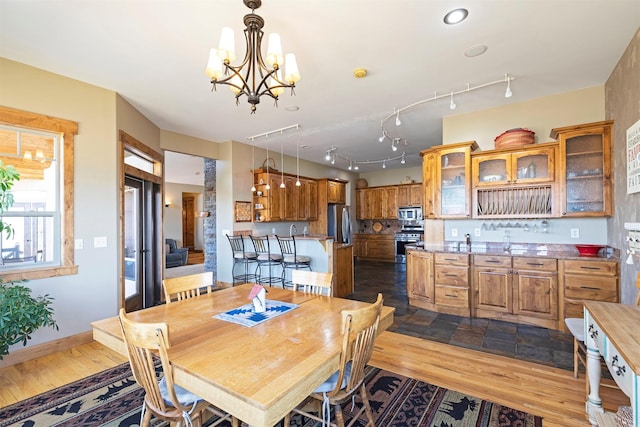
0,331,629,426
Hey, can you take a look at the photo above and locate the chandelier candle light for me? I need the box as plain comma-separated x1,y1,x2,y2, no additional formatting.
205,0,301,113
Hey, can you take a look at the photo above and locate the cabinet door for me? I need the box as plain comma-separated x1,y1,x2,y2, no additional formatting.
353,237,367,257
370,188,384,219
437,149,472,217
283,176,297,220
306,179,318,220
473,153,511,187
407,251,434,303
296,178,307,220
511,148,555,185
473,266,511,313
513,270,558,319
556,121,613,217
268,175,282,221
422,151,436,218
384,187,398,219
355,189,367,220
397,185,410,207
327,181,346,204
410,184,423,206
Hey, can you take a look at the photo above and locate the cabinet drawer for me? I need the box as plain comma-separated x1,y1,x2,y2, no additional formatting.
473,254,511,268
564,299,586,318
435,265,468,286
435,285,469,308
564,275,618,301
512,257,556,271
435,252,469,266
563,260,617,276
605,341,634,397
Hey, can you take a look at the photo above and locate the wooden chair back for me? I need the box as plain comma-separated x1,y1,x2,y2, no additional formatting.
329,293,383,398
292,270,333,296
163,272,213,303
118,309,190,422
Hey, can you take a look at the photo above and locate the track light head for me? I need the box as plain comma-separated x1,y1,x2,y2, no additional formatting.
450,92,456,110
395,111,401,126
505,74,513,98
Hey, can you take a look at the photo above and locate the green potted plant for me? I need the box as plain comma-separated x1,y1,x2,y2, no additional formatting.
0,160,58,359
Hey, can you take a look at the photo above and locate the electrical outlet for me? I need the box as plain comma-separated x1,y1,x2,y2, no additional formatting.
451,228,458,237
74,239,83,250
571,228,580,239
474,228,481,237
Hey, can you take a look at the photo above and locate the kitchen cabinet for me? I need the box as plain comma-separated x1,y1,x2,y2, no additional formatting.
326,179,346,204
421,141,478,219
472,145,556,187
397,184,422,207
352,234,395,262
253,172,283,222
407,250,434,307
434,252,470,316
472,254,558,329
561,258,618,327
355,186,398,220
471,143,557,219
552,120,613,217
254,172,317,222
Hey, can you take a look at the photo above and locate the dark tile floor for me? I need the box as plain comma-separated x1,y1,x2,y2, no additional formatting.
347,260,575,371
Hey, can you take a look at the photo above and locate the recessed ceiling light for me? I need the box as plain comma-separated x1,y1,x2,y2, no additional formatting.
285,105,300,111
444,8,468,25
465,45,488,57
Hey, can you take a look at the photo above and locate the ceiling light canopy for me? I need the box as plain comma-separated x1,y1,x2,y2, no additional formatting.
205,0,301,113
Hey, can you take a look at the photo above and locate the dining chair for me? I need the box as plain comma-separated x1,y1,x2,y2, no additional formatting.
276,235,311,288
292,270,333,296
285,293,384,427
564,272,640,393
226,234,258,286
118,309,237,427
163,272,213,303
250,235,284,287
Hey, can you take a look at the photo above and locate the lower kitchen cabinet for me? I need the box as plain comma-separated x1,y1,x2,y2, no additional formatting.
407,250,434,307
434,252,470,316
472,254,558,329
352,234,395,262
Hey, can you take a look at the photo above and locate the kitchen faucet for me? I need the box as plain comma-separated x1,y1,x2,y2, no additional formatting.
290,224,297,236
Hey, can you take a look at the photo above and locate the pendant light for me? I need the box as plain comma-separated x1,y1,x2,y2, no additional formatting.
295,131,301,186
280,139,285,188
265,137,271,190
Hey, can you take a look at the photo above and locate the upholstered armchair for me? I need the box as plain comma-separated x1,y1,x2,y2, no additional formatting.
165,238,189,268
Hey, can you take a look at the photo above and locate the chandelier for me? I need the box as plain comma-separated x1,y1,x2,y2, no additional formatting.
205,0,301,113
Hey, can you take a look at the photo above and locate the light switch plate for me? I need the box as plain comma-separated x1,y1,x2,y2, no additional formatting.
74,239,83,249
451,228,458,237
474,228,481,237
570,228,580,238
94,236,107,248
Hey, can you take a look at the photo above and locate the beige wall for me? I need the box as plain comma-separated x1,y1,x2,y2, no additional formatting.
444,86,605,149
606,28,640,305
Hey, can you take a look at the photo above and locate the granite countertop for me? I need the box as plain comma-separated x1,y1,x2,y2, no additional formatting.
407,242,619,261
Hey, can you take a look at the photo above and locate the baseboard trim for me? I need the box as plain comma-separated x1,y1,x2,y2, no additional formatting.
0,331,94,368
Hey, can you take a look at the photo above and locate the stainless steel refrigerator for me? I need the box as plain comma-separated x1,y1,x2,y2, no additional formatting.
327,204,352,243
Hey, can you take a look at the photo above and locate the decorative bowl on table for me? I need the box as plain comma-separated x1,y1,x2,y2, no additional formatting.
575,244,605,257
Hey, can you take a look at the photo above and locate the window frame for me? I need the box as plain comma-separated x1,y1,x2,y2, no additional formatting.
0,106,78,281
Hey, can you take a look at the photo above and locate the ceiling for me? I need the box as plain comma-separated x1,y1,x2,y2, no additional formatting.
1,1,639,175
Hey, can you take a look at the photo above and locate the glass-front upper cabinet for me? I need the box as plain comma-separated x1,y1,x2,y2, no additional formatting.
434,141,479,218
551,120,613,217
472,146,556,187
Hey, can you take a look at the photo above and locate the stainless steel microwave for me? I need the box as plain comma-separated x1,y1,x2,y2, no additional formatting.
398,207,422,221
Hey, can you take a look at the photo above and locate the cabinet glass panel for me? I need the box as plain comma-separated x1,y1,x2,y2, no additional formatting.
515,153,551,181
565,134,604,214
440,152,466,215
477,157,508,184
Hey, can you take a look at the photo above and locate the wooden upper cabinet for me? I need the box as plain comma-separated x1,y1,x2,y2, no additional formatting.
397,184,423,207
433,141,479,218
254,172,317,222
327,180,346,204
306,179,318,220
552,120,613,217
472,144,556,187
421,151,437,218
384,186,398,219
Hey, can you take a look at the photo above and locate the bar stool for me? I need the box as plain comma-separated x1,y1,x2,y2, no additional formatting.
250,235,284,288
276,235,311,288
226,234,258,286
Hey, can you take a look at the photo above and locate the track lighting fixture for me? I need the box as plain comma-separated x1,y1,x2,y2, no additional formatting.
378,132,386,143
400,152,406,164
505,74,513,98
449,92,456,110
395,111,401,126
331,153,336,165
325,150,331,161
391,139,398,151
348,161,353,171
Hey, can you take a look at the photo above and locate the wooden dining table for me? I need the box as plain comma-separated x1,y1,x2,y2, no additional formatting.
91,284,394,427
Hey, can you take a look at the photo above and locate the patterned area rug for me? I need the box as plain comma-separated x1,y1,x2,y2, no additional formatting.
0,363,542,427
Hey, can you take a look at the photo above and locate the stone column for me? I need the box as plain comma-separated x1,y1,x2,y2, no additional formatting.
204,158,217,284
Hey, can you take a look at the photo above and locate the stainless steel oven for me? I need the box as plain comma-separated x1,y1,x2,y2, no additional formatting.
395,230,422,263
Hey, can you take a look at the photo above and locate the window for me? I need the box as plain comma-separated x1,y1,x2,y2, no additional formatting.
0,106,77,280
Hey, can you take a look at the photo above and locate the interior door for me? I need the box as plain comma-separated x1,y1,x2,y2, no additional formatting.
124,177,144,312
182,195,195,250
